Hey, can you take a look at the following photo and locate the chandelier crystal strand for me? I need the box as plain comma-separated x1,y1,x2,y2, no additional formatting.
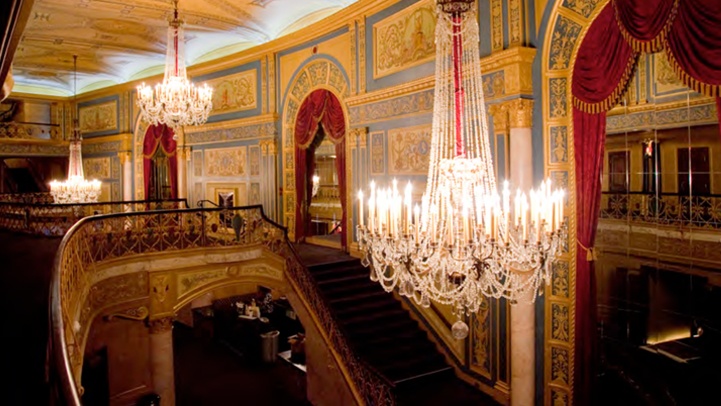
50,55,102,204
357,0,567,340
136,0,213,129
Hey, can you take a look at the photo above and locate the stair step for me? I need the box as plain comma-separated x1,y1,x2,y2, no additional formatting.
334,296,402,318
340,308,409,328
317,272,370,286
327,289,390,306
307,259,361,273
320,280,381,299
355,329,429,350
359,340,439,363
377,352,451,383
310,267,368,283
344,318,419,341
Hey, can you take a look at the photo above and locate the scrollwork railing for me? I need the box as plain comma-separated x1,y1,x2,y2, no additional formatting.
600,192,721,229
50,205,394,406
0,197,188,236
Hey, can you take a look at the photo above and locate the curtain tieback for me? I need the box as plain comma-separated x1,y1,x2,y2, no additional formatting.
577,241,598,262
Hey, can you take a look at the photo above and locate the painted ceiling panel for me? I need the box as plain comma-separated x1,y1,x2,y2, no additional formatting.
12,0,357,95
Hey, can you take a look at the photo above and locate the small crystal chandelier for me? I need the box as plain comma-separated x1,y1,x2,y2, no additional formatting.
50,55,102,204
357,0,566,339
136,0,213,129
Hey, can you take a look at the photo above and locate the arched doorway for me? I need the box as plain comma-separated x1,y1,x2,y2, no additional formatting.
293,89,347,249
142,124,178,200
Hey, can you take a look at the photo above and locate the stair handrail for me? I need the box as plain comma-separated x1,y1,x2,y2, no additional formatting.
281,243,396,405
49,205,394,406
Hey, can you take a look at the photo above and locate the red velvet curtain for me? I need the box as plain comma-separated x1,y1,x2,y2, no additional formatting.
571,6,635,403
572,1,721,404
293,89,347,246
613,0,677,52
142,124,177,199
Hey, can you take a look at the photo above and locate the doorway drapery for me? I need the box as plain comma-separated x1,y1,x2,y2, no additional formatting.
293,89,347,247
142,124,178,200
572,1,721,403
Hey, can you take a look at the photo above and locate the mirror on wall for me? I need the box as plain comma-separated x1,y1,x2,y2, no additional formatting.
308,138,342,241
595,53,721,403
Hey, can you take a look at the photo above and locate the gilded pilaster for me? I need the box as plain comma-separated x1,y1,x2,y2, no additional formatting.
117,151,132,165
358,17,367,94
491,0,504,52
488,103,509,134
507,0,524,46
261,56,268,114
350,21,357,95
268,53,277,113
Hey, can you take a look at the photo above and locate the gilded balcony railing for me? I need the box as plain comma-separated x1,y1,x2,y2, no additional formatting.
600,192,721,229
0,196,188,235
50,205,394,406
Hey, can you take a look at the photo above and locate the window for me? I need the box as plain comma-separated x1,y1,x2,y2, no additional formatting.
677,147,710,196
608,151,629,193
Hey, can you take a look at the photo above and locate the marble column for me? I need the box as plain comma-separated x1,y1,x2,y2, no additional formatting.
507,99,535,406
149,317,175,406
176,146,189,201
118,152,133,201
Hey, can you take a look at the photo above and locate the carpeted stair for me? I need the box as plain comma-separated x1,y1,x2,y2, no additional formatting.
307,258,454,389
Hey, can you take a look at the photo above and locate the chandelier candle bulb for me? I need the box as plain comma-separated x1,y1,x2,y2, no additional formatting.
358,190,364,227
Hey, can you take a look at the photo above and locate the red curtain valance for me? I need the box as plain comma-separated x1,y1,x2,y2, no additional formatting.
665,0,721,96
142,124,177,199
573,0,721,113
613,0,678,52
294,89,346,148
143,124,177,158
572,5,637,114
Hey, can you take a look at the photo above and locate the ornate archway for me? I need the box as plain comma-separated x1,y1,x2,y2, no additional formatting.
280,57,351,245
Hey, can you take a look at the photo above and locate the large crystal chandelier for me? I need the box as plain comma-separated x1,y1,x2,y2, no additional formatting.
357,0,566,338
136,0,213,129
50,55,102,204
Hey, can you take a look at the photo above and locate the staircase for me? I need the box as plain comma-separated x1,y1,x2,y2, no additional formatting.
306,256,454,394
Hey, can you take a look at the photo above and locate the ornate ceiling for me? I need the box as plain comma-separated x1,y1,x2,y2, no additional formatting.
12,0,357,96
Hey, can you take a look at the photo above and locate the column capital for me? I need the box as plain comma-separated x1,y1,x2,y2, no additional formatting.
260,139,278,156
148,316,174,334
348,127,368,148
507,99,534,129
117,151,132,165
488,103,509,133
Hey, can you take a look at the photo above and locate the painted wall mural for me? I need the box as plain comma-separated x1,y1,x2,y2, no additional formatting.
209,69,258,114
204,146,247,177
79,100,118,134
373,0,436,79
388,124,431,175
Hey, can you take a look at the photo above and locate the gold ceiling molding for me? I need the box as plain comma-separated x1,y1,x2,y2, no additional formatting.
182,113,278,134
